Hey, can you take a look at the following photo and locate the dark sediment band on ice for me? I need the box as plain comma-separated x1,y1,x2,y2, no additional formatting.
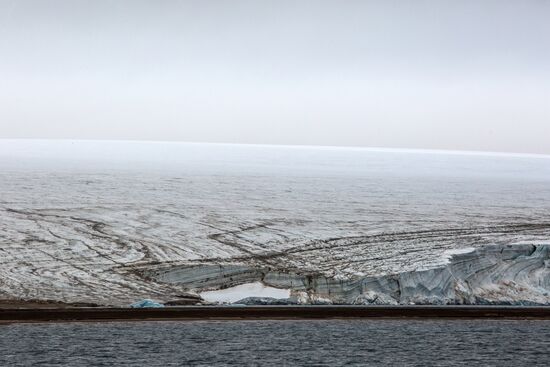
147,243,550,305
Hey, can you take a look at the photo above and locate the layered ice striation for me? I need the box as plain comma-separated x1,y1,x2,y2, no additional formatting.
148,244,550,305
1,140,550,305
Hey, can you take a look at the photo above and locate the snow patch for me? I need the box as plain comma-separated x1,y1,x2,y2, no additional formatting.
200,282,291,304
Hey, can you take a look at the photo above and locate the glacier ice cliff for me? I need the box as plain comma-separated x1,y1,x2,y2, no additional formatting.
148,243,550,305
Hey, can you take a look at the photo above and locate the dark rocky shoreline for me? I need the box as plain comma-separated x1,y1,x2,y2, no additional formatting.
2,305,550,324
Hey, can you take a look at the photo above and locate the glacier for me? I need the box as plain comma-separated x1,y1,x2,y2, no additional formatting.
0,140,549,306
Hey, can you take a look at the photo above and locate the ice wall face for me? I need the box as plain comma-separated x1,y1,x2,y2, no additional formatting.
149,244,550,305
0,141,549,305
397,244,550,305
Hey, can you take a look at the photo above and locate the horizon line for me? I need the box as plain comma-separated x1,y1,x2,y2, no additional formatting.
1,137,550,159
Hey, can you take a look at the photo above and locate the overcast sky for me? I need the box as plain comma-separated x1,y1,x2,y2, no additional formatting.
0,0,549,154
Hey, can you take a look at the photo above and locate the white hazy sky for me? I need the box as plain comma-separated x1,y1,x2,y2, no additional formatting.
0,0,549,154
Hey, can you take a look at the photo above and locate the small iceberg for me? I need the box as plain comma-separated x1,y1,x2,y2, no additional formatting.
130,299,165,308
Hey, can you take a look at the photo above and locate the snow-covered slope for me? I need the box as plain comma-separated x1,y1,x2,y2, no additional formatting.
1,140,549,305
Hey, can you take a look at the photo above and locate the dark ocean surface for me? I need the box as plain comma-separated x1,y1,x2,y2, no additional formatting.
1,319,549,366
